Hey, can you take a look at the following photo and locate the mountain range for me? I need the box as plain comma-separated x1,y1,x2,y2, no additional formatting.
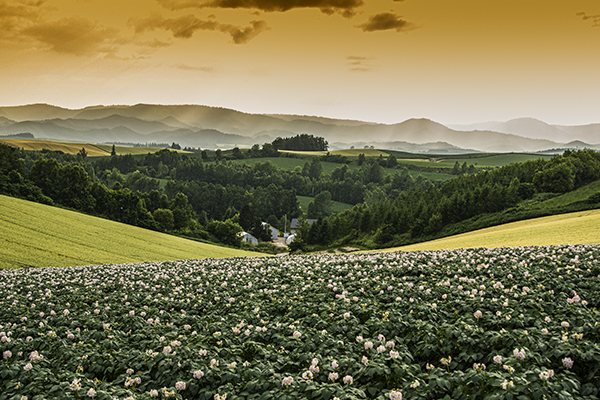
1,104,599,153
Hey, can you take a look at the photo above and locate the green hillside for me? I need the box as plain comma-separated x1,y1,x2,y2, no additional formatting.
387,152,553,169
297,195,353,214
387,209,600,252
0,195,258,269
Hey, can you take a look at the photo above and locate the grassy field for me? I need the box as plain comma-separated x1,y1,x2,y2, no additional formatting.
297,195,353,214
0,138,189,156
387,209,600,252
220,157,454,181
0,195,258,269
94,144,190,156
0,138,111,156
532,179,600,209
390,153,553,169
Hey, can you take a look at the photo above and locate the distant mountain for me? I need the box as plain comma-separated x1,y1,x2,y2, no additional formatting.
555,124,600,144
450,118,600,145
0,104,598,152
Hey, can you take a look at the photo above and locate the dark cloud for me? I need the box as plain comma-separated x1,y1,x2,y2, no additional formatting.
346,55,374,72
22,17,120,55
156,0,364,18
576,11,600,27
132,14,269,44
356,12,416,32
0,0,46,37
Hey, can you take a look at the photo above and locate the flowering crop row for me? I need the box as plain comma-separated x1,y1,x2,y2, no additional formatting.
1,244,600,400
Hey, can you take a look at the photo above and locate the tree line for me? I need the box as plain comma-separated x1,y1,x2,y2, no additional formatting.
295,149,600,249
4,140,597,251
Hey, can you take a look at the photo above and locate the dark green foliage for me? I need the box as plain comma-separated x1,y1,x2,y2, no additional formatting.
307,191,332,219
0,143,23,176
311,149,600,249
287,236,306,252
357,153,365,166
386,154,398,168
77,147,87,159
4,142,600,252
153,208,175,231
534,162,575,193
29,158,95,212
206,219,243,247
272,133,328,151
232,147,244,159
308,158,322,180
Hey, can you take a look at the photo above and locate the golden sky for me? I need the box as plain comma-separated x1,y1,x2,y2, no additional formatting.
1,0,599,125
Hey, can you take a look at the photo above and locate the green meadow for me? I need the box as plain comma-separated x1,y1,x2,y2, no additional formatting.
296,195,353,214
279,148,391,157
221,156,455,181
0,138,190,157
0,138,111,157
390,152,553,169
0,195,258,269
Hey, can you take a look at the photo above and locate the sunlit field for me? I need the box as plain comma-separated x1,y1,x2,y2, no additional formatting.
0,195,257,269
390,210,600,253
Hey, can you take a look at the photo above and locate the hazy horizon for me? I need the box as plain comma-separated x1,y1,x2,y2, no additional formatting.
1,0,599,127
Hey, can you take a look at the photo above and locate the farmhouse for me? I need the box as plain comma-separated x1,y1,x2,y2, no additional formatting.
262,222,279,241
238,231,258,246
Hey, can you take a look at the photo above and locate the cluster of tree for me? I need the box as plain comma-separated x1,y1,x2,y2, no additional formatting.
0,132,34,138
272,134,328,151
299,149,600,248
0,144,245,247
94,149,436,215
203,134,330,161
10,142,591,252
451,161,478,175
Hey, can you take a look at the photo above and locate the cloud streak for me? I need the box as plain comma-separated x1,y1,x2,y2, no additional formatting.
175,63,215,72
132,14,269,44
156,0,364,17
356,12,416,33
576,11,600,27
346,55,374,72
22,17,121,55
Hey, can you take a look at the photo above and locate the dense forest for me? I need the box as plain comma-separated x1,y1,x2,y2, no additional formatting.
298,148,600,249
2,136,600,251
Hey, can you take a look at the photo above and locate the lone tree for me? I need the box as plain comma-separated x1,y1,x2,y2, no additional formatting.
111,144,116,156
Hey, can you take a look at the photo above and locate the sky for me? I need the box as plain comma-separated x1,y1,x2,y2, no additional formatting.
1,0,599,126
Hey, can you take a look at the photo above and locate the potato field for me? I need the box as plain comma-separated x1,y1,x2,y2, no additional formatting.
2,245,600,400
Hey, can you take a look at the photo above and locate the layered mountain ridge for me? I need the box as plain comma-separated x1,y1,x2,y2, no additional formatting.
1,104,598,153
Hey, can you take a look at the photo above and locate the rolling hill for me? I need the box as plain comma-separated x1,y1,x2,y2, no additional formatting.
1,104,599,152
387,209,600,252
0,195,258,269
451,117,600,144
